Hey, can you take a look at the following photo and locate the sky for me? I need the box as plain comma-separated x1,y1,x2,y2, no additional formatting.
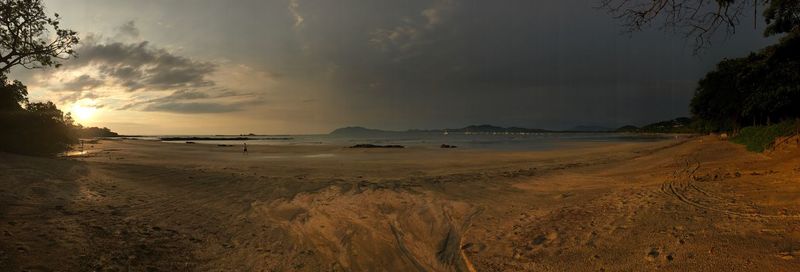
8,0,776,135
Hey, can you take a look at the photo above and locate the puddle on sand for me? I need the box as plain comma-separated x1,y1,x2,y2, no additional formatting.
62,150,89,157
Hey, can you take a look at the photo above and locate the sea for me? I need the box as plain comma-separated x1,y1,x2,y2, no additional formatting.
123,132,673,152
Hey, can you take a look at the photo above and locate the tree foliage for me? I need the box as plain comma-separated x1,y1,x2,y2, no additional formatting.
0,74,26,110
0,0,93,156
0,0,79,74
600,0,800,50
0,75,78,155
690,32,800,131
764,0,800,36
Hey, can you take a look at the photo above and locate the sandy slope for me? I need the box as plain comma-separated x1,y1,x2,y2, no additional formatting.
1,136,799,271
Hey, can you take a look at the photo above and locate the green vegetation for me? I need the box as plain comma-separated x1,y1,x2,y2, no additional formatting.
732,120,800,152
688,32,800,151
686,5,800,151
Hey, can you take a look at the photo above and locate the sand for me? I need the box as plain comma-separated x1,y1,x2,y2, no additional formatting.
1,136,799,271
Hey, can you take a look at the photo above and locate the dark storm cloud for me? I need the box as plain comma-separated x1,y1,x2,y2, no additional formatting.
70,39,216,92
283,0,774,130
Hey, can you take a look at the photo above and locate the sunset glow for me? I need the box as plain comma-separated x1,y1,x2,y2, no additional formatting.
71,102,97,123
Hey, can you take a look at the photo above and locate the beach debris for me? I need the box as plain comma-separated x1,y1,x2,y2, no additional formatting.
440,144,457,148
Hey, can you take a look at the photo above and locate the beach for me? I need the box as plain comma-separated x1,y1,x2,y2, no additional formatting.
1,137,799,271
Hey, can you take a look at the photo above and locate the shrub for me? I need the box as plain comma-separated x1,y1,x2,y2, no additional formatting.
731,120,799,152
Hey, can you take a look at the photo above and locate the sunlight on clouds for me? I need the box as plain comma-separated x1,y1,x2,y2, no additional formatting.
70,99,98,123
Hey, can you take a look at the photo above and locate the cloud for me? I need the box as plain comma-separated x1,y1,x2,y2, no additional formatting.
59,74,104,92
141,102,243,113
119,89,265,113
288,0,304,28
156,89,211,101
19,20,280,116
58,91,101,103
421,0,453,29
72,41,216,91
42,28,219,106
52,74,105,103
367,0,454,55
115,20,140,39
368,26,420,51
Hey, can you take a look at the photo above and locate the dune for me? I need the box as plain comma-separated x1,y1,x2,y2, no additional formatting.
1,136,799,271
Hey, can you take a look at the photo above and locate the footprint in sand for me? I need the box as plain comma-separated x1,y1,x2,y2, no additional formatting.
645,247,675,262
529,231,559,249
645,248,660,262
15,244,28,254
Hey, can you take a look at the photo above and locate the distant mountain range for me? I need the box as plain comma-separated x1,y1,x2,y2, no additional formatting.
329,125,550,136
330,119,695,136
615,117,693,133
564,125,614,132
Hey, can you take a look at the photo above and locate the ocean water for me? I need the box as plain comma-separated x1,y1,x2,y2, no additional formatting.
127,133,673,151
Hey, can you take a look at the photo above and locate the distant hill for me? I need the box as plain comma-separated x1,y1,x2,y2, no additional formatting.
615,125,640,133
76,126,119,138
445,125,549,133
616,117,694,133
565,125,613,132
330,125,550,135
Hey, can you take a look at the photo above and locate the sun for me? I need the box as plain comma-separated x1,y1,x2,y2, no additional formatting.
71,103,97,123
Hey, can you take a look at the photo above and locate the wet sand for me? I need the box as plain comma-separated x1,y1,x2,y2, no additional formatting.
1,136,799,271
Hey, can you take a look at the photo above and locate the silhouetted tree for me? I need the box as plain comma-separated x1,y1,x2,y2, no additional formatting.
600,0,800,50
75,126,119,138
764,0,800,36
0,77,78,155
690,56,752,131
1,0,79,74
0,74,26,111
0,0,84,155
690,32,800,131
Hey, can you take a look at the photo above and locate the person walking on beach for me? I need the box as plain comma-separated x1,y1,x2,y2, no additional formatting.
243,142,248,154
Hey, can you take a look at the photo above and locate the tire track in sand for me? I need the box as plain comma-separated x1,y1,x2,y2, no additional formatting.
660,154,800,220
